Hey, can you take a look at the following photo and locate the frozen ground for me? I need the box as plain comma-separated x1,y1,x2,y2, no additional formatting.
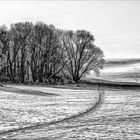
0,85,98,134
0,85,140,140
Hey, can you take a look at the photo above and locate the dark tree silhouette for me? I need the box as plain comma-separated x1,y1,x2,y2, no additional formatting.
61,30,104,82
10,22,33,83
0,22,105,84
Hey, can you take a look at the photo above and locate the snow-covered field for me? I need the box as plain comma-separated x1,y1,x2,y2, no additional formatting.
100,62,140,83
1,86,140,140
0,86,98,133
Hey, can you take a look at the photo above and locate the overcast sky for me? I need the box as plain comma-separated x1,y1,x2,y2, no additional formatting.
0,1,140,59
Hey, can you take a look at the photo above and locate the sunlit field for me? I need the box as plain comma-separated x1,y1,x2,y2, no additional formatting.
1,86,140,140
0,86,98,133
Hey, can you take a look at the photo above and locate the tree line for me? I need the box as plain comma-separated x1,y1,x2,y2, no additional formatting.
0,21,105,84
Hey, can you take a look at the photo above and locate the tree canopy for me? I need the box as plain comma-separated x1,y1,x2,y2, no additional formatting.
0,21,105,84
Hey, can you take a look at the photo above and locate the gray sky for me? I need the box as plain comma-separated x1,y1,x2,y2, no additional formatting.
0,1,140,58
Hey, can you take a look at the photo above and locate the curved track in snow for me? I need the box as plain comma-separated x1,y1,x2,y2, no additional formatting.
0,85,104,137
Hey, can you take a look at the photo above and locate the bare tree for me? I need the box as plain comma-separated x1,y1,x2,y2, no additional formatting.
0,22,105,84
10,22,33,83
0,25,11,81
27,22,65,83
61,30,105,82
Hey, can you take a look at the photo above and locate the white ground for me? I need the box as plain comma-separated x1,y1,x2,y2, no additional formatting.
0,85,98,133
2,87,140,140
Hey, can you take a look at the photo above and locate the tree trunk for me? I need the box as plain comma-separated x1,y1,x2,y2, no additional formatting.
20,47,25,83
73,74,80,83
38,62,44,82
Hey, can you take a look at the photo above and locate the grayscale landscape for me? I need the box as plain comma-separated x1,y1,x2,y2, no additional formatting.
0,1,140,140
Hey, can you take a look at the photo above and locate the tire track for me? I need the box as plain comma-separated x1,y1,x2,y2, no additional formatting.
0,85,104,137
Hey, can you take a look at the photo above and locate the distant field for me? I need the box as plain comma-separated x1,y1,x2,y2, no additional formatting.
104,58,140,67
90,59,140,83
